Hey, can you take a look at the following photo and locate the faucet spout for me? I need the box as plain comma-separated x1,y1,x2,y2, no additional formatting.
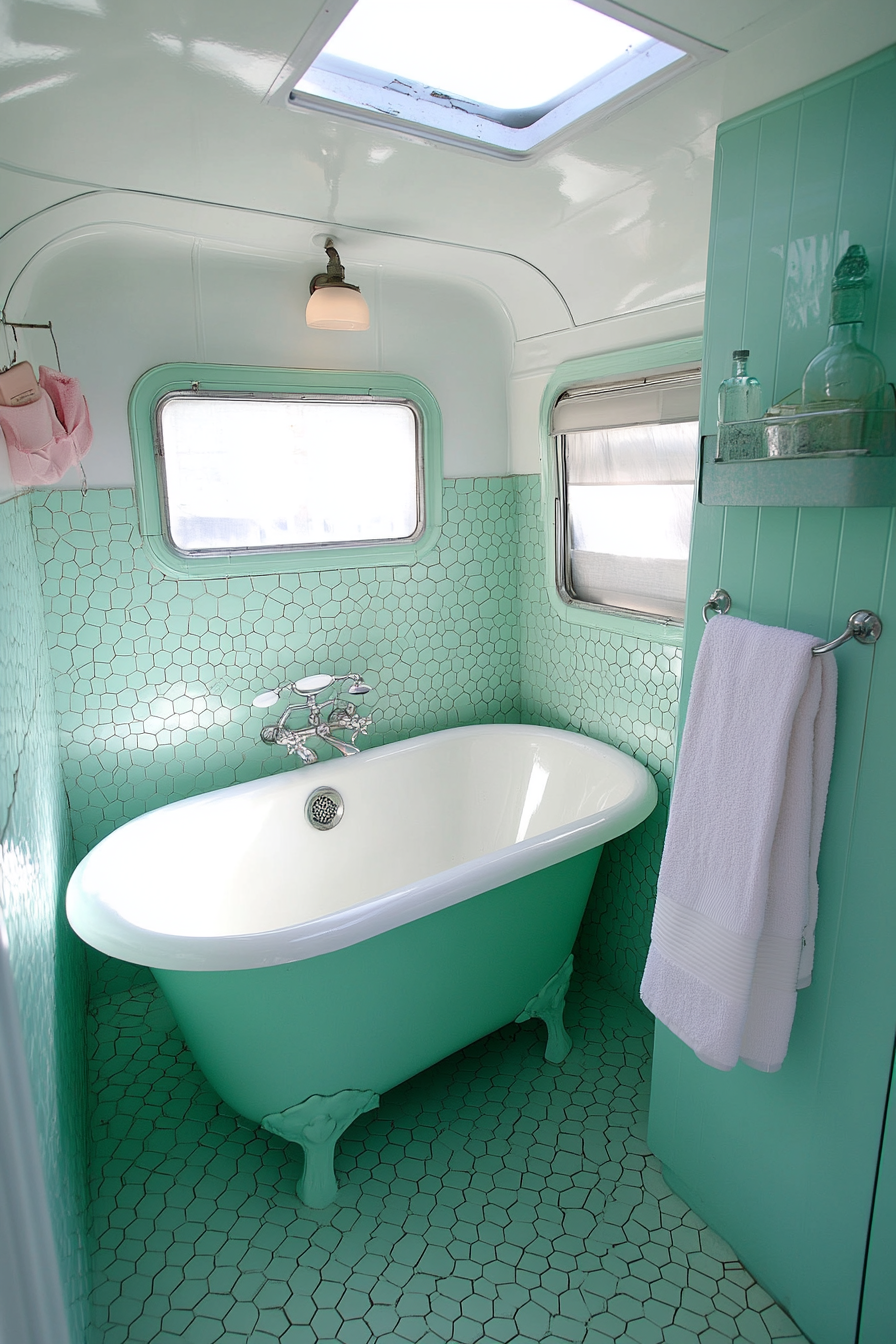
315,726,361,757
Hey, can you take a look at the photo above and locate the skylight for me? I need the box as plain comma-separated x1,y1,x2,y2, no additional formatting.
289,0,701,157
320,0,648,111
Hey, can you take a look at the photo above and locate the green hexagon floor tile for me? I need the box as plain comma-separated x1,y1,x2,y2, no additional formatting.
87,975,807,1344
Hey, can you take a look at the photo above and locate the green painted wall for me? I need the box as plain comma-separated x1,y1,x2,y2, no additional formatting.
0,493,89,1341
647,47,896,1344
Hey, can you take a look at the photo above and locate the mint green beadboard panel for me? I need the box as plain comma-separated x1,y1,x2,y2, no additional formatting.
649,48,896,1344
860,1061,896,1343
0,494,89,1341
516,477,679,1006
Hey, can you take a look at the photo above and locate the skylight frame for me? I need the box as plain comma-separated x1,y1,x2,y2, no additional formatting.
269,0,723,161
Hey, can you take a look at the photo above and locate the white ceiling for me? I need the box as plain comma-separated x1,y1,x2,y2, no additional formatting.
0,0,894,328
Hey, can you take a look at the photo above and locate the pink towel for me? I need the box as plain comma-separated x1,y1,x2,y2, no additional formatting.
0,366,92,486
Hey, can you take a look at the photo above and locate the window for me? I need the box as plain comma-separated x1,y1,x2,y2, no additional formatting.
129,366,442,578
553,368,700,624
282,0,715,159
158,396,420,554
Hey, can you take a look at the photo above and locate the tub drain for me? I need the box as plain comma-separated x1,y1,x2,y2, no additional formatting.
306,786,344,831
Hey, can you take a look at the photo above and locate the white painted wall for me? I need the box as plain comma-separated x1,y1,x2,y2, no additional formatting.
5,220,513,488
508,295,705,474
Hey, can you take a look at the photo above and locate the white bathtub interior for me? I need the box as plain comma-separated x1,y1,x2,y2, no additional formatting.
67,726,656,963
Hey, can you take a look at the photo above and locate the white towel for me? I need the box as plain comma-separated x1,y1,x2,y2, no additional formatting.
640,614,837,1072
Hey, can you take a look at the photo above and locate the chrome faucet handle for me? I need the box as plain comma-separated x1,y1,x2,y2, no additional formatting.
282,733,318,763
261,724,318,763
348,713,373,744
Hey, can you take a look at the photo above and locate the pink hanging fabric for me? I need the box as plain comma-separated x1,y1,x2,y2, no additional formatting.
0,366,92,487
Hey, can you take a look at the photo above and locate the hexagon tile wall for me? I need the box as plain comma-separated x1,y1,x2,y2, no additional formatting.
13,478,812,1344
31,483,521,857
33,480,675,1007
515,480,678,1007
0,493,89,1340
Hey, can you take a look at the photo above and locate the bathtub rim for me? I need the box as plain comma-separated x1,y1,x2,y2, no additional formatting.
66,723,658,972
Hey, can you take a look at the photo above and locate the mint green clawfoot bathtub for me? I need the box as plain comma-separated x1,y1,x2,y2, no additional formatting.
67,724,656,1208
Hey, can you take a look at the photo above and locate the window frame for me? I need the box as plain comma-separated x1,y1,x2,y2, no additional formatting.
268,0,721,162
129,364,443,579
290,37,691,156
540,338,703,644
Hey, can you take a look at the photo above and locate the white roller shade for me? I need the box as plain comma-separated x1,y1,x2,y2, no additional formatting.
552,369,701,436
565,423,696,486
554,368,701,622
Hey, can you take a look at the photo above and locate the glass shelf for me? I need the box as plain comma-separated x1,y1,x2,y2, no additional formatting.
700,429,896,509
716,402,896,463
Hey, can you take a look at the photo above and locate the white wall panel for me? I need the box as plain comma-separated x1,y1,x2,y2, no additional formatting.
11,222,512,487
508,297,704,474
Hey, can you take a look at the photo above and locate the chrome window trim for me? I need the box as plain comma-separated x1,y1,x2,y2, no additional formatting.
152,389,425,560
552,368,701,627
554,434,685,629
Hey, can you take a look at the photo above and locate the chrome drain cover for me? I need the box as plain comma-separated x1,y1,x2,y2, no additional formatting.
306,786,344,831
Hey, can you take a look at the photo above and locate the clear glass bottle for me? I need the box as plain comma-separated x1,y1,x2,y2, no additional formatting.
718,350,763,459
801,245,887,444
718,350,763,423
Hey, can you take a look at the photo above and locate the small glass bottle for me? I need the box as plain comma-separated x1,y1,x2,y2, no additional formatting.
719,350,762,423
801,244,887,451
718,350,762,459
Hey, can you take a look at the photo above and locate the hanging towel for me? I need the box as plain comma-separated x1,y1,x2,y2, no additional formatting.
0,365,92,487
640,614,837,1072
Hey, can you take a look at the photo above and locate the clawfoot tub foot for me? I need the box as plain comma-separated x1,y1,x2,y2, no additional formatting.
262,1088,379,1208
516,954,575,1063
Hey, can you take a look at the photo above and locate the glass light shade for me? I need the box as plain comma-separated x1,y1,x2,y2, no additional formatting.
306,285,370,330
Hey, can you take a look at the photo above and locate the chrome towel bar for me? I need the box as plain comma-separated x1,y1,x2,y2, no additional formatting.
702,589,882,654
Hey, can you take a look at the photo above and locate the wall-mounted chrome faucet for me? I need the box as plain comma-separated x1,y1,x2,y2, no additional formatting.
253,673,373,763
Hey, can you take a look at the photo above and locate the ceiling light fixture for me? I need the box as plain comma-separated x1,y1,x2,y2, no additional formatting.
305,238,370,330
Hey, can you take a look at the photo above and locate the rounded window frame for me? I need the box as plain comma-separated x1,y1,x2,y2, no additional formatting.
129,363,443,579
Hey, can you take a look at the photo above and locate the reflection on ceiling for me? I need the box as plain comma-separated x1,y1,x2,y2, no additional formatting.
0,0,893,330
